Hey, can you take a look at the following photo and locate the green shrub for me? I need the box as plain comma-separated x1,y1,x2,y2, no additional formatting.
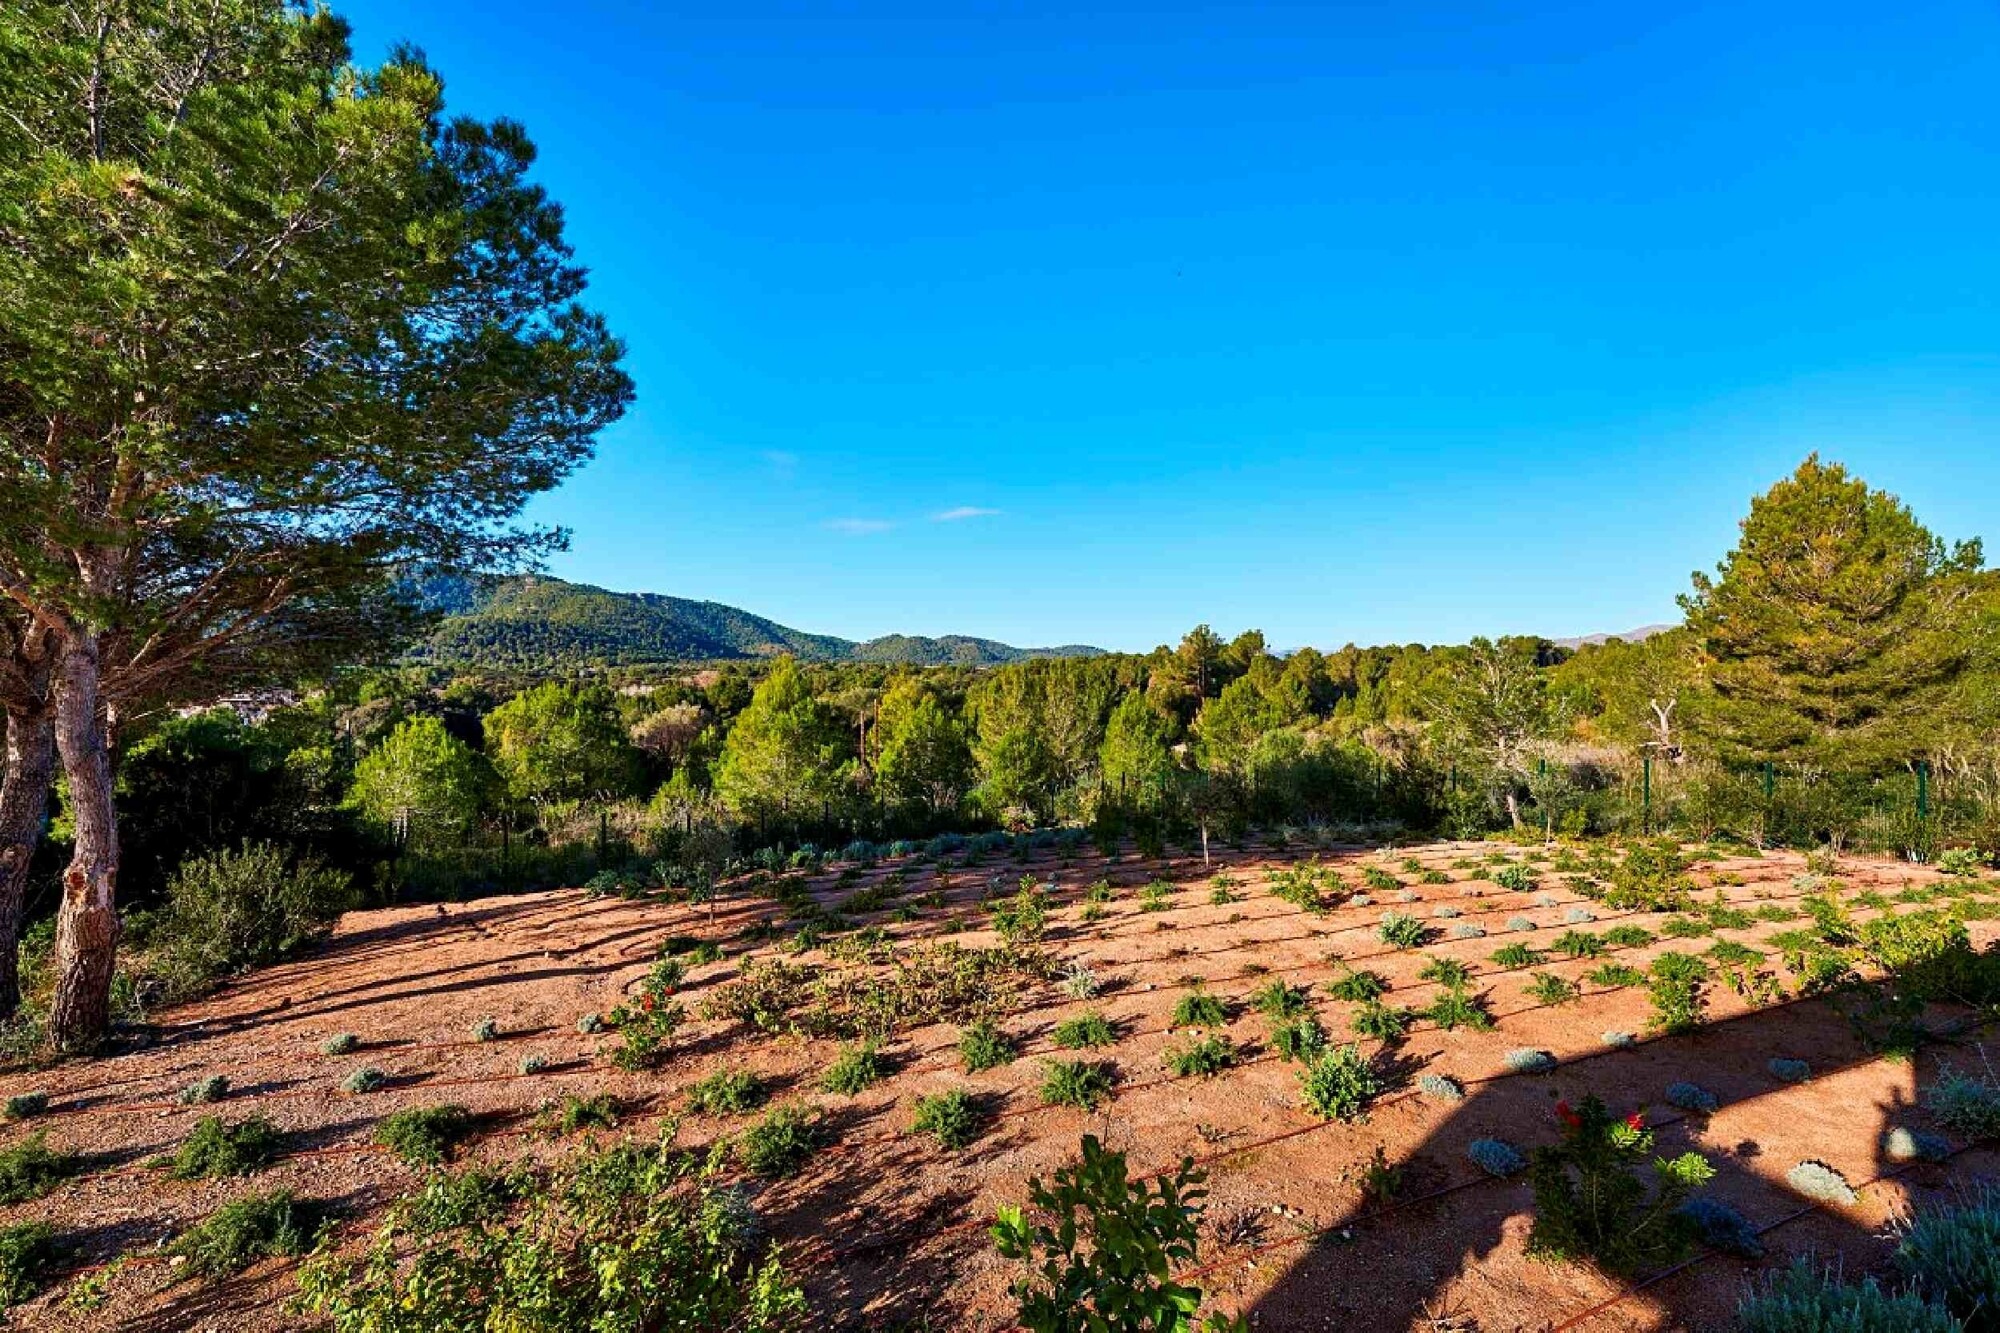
688,1069,767,1116
545,1093,621,1134
1586,962,1646,989
1270,1015,1328,1062
0,1221,61,1310
912,1089,986,1149
1601,924,1656,949
1298,1044,1382,1121
993,1134,1243,1333
1527,1094,1713,1275
1250,981,1311,1020
608,998,685,1072
1,1092,47,1122
1423,987,1495,1032
1602,841,1693,912
738,1104,824,1177
959,1019,1018,1072
0,1132,75,1203
1325,967,1387,1003
1646,952,1710,1035
1165,1034,1238,1078
1377,912,1428,949
342,1067,387,1094
1926,1062,2000,1140
1491,943,1544,969
1351,1000,1412,1041
1504,1048,1558,1074
1419,1073,1464,1101
1492,865,1538,893
1053,1013,1119,1049
471,1016,501,1043
1737,1258,1959,1333
299,1136,805,1328
171,1189,324,1279
172,1115,284,1179
820,1040,889,1096
375,1105,476,1166
990,887,1050,944
1525,973,1579,1006
1551,930,1604,960
1039,1059,1114,1110
1895,1187,2000,1331
321,1032,359,1055
1170,991,1229,1030
177,1074,230,1105
144,841,356,1001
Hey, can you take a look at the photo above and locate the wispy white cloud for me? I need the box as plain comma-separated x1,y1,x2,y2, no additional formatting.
825,517,895,535
932,506,1001,522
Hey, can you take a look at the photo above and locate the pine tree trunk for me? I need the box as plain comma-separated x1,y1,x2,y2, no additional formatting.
0,686,55,1019
47,633,119,1053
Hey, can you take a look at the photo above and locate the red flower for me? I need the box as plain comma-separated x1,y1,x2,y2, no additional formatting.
1625,1111,1646,1132
640,993,656,1012
1555,1099,1580,1129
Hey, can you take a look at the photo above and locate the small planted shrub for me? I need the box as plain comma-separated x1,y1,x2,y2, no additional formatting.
1423,988,1495,1032
0,1092,46,1122
1491,943,1544,969
821,1040,890,1096
959,1019,1018,1072
1679,1196,1764,1258
1449,922,1487,940
1563,907,1597,925
1468,1138,1526,1177
0,1220,61,1310
1506,915,1538,933
912,1089,986,1150
168,1189,323,1279
1665,1081,1720,1114
1585,962,1646,989
1377,912,1427,949
1326,967,1387,1003
1165,1034,1238,1079
177,1074,230,1105
1270,1015,1328,1063
1645,953,1709,1036
172,1115,284,1179
545,1093,620,1134
1525,974,1579,1006
1601,924,1656,949
1492,865,1538,893
321,1032,360,1055
342,1067,388,1095
1768,1057,1811,1084
1170,991,1229,1030
1894,1187,2000,1330
1937,847,1989,877
575,1013,607,1035
1883,1127,1952,1163
738,1104,824,1177
1350,1001,1412,1042
1039,1059,1114,1111
1059,963,1103,1001
1551,930,1604,960
1053,1013,1119,1049
1738,1259,1959,1333
1786,1159,1858,1205
1251,981,1311,1020
1603,840,1694,912
1925,1062,2000,1139
1137,881,1173,913
1504,1048,1557,1075
1527,1095,1714,1275
688,1069,768,1116
1298,1044,1382,1121
1417,957,1473,988
376,1105,475,1166
1418,1072,1464,1102
1602,1030,1636,1049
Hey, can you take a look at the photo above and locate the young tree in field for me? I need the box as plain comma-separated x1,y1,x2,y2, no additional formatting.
712,658,851,826
873,687,975,821
1681,456,1990,768
484,684,640,810
1099,692,1178,807
0,3,630,1047
349,717,491,852
1425,637,1566,828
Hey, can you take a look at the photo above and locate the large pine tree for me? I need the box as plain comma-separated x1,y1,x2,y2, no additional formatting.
1680,456,1990,768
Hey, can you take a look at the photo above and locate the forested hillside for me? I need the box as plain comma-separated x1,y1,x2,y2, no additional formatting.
413,575,1104,668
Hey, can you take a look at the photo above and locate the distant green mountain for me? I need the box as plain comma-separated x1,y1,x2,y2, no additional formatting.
411,576,1102,668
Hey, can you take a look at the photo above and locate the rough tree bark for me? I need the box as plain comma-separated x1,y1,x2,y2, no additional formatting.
0,676,54,1018
46,631,119,1052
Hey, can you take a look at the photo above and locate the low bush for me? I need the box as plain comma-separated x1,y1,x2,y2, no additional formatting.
1491,943,1544,969
172,1115,284,1179
1492,865,1538,893
1665,1081,1719,1114
1468,1138,1526,1177
143,842,356,1002
1601,924,1656,949
1506,915,1538,932
299,1135,804,1328
1350,1000,1412,1041
912,1089,987,1149
1527,1094,1713,1275
1504,1048,1557,1075
1423,987,1495,1032
820,1041,890,1096
1602,841,1694,912
1645,953,1710,1036
375,1105,476,1166
1602,1030,1636,1048
0,1220,60,1310
342,1067,387,1095
1786,1159,1857,1205
1926,1062,2000,1140
1768,1057,1811,1084
1250,981,1311,1020
1525,974,1579,1006
544,1093,620,1134
1298,1044,1382,1121
1678,1196,1763,1258
1040,1059,1115,1110
1165,1034,1238,1079
0,1133,74,1203
1418,1072,1464,1102
1737,1258,1959,1333
1052,1013,1118,1050
172,1189,324,1279
1377,912,1428,949
1585,962,1646,989
1894,1186,2000,1331
688,1069,768,1116
1325,967,1387,1003
1270,1015,1328,1063
959,1019,1018,1072
321,1032,360,1055
177,1075,230,1106
1170,991,1229,1030
0,1092,45,1122
1551,930,1604,960
1417,958,1473,988
1884,1127,1952,1163
738,1104,824,1177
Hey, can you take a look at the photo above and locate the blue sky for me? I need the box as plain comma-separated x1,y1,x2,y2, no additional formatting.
339,1,2000,652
